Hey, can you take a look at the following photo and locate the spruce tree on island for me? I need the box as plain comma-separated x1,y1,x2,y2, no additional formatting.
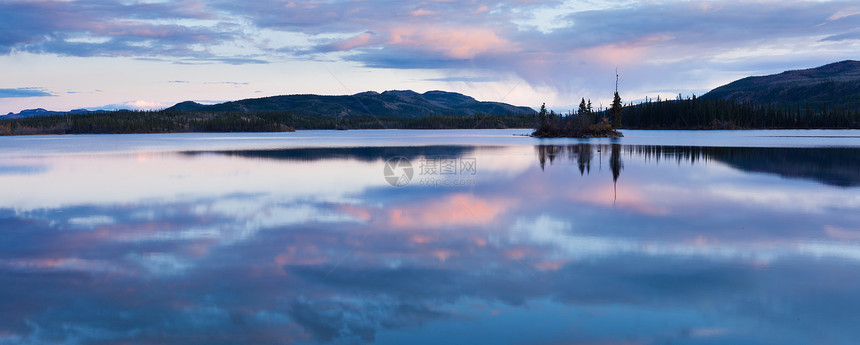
609,70,623,129
610,91,623,129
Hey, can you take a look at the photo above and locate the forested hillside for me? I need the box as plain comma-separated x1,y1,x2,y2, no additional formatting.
0,110,535,135
702,60,860,111
165,90,536,118
621,95,859,129
622,61,860,129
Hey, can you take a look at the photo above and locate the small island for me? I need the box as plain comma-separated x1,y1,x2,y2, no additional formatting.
533,72,625,138
532,90,624,138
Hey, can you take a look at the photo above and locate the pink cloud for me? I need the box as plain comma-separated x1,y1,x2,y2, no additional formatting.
336,204,373,222
331,32,375,51
504,247,530,260
564,183,671,216
534,259,567,271
388,193,514,228
173,0,219,20
575,44,650,68
325,25,517,59
824,225,860,241
432,249,455,261
410,9,439,16
411,234,434,244
386,26,517,59
827,7,860,21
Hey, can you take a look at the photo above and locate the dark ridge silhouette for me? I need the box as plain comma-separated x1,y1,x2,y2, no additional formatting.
623,61,860,129
164,90,536,118
703,60,860,111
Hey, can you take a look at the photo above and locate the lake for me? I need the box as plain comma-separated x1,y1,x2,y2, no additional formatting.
1,129,859,345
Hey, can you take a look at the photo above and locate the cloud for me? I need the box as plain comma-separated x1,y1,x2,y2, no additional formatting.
511,215,860,263
410,9,439,17
2,144,860,344
387,194,514,229
86,100,171,111
311,0,858,96
0,164,48,175
390,26,516,59
0,0,243,60
820,29,860,42
0,88,53,98
320,32,375,52
826,7,860,21
316,25,516,60
423,76,501,83
285,299,443,343
2,0,860,110
203,81,250,85
67,215,115,228
175,57,270,65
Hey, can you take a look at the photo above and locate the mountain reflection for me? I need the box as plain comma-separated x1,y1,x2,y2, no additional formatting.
183,146,481,162
536,144,860,187
191,144,858,188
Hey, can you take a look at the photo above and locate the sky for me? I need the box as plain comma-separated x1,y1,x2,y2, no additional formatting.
1,0,859,114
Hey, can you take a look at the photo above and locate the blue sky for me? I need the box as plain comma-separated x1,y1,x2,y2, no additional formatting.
1,0,858,114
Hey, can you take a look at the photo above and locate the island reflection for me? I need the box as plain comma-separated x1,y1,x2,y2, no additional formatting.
0,143,858,345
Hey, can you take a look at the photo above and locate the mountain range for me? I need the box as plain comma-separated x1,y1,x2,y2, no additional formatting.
702,60,860,110
3,108,105,119
165,90,535,117
4,90,535,119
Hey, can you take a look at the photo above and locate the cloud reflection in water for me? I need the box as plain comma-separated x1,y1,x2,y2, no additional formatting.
0,143,858,344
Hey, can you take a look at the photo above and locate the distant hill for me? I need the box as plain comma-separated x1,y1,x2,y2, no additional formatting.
702,60,860,110
4,108,96,119
165,90,536,118
4,108,113,119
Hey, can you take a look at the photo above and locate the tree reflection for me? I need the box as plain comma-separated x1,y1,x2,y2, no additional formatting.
610,144,623,204
536,144,860,187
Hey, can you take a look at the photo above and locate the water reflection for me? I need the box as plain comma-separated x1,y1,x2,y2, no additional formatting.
183,146,481,162
536,144,860,187
1,142,859,345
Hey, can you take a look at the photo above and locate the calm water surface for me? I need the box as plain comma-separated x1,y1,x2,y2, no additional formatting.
1,129,859,345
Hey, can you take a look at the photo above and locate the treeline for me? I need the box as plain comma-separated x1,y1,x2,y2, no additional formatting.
623,95,860,129
328,113,534,130
0,110,535,135
0,111,294,135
